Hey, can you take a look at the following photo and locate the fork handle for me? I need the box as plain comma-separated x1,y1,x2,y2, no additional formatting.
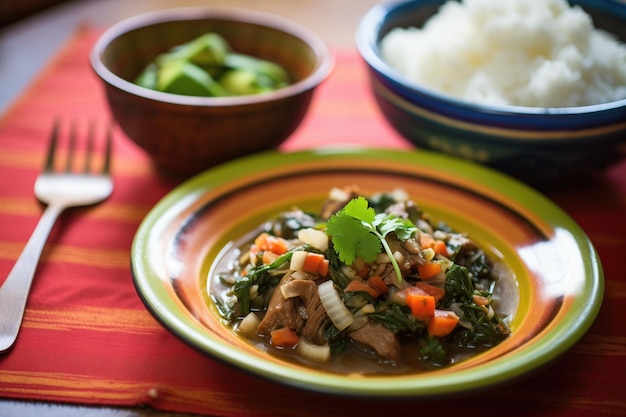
0,204,64,353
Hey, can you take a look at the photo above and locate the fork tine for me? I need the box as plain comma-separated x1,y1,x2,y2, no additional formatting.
66,121,77,172
44,119,60,172
84,120,95,173
102,123,113,175
45,119,112,174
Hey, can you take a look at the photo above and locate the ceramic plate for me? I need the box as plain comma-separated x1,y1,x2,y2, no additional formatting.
131,148,603,397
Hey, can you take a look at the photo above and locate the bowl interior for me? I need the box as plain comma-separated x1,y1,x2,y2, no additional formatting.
95,8,327,99
131,148,603,397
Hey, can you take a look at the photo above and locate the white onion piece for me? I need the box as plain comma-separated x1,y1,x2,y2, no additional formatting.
341,266,357,280
296,338,331,363
281,281,303,299
290,270,314,281
290,250,308,271
297,228,329,252
328,187,351,202
237,312,260,337
318,280,354,331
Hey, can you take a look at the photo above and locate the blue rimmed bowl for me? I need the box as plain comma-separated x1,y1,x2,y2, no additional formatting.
356,0,626,182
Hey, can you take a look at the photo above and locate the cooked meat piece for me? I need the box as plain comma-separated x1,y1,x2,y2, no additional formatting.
281,279,327,344
386,235,425,272
258,275,328,344
257,275,303,336
379,234,425,286
376,263,399,286
349,321,401,361
401,237,422,254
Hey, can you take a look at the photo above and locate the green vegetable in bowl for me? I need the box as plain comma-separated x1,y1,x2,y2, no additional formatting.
163,32,230,68
157,60,228,96
134,32,290,97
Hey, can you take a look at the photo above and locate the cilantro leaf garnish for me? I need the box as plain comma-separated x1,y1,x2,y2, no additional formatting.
325,197,379,267
326,196,417,283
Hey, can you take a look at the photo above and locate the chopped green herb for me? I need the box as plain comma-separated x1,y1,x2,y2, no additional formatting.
326,196,417,282
232,250,292,316
419,336,448,368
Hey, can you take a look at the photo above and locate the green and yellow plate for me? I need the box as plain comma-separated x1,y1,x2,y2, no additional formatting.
131,148,603,397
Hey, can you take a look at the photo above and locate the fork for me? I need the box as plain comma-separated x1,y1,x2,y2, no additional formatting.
0,119,114,353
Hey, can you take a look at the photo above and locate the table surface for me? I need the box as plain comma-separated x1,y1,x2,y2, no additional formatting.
1,1,625,417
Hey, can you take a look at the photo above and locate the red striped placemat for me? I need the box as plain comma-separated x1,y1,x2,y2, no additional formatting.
0,27,624,417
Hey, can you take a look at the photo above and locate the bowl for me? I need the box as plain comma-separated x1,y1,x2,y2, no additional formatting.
131,148,603,397
91,7,332,177
355,0,626,182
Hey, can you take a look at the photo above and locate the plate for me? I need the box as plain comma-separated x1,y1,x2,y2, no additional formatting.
131,148,603,397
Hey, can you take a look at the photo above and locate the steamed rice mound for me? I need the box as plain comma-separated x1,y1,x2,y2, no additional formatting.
380,0,626,107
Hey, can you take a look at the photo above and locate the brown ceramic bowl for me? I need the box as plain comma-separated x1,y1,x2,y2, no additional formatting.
91,7,332,177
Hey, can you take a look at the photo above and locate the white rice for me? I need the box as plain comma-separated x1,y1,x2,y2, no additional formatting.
379,0,626,107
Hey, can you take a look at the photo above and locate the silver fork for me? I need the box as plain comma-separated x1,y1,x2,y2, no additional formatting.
0,120,114,353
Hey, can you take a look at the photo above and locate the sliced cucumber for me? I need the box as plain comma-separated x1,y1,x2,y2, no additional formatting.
157,60,227,97
224,53,290,86
134,32,290,97
158,32,230,68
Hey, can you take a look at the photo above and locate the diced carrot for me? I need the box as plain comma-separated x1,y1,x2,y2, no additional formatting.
302,252,325,274
414,282,445,303
433,240,449,257
419,233,435,249
262,251,279,265
416,261,442,280
270,327,299,348
254,233,288,255
427,310,460,337
419,233,448,257
472,294,490,306
357,265,371,279
254,233,270,249
367,275,388,295
399,285,427,298
405,292,435,321
318,259,329,277
291,251,329,276
345,280,380,299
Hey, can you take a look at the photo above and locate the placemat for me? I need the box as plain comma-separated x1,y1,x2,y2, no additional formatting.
0,27,624,417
